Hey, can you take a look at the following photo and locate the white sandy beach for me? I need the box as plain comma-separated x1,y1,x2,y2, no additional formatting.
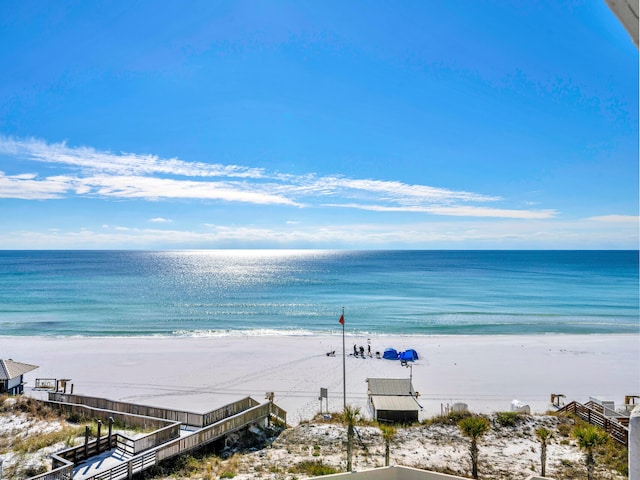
2,334,638,424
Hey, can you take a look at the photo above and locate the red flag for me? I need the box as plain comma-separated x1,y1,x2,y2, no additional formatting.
339,314,344,325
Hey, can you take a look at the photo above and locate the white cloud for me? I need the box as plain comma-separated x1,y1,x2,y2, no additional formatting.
83,175,301,205
586,215,639,223
0,136,265,178
0,217,636,250
425,205,556,219
0,135,555,218
0,172,74,199
322,177,500,203
149,217,172,223
325,203,557,219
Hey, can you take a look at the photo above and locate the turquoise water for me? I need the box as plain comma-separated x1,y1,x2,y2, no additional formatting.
0,250,637,337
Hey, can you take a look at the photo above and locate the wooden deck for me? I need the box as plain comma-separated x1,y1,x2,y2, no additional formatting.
28,393,287,480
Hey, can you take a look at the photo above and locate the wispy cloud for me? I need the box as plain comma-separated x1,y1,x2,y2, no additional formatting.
586,215,639,223
0,216,636,250
326,203,557,219
149,217,172,223
0,135,555,218
81,174,301,205
0,171,75,199
318,177,499,203
0,136,265,178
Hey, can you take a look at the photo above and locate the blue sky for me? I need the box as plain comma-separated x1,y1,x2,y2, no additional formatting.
0,1,637,249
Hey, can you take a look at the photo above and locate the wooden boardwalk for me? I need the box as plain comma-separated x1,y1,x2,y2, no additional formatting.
28,394,287,480
556,400,629,445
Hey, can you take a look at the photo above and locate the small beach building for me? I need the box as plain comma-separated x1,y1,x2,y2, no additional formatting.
367,378,420,424
0,359,38,395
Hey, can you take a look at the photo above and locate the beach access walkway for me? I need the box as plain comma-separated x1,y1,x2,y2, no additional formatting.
71,425,199,480
556,398,631,445
28,392,287,480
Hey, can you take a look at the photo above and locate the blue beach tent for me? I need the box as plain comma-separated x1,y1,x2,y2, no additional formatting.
382,348,399,360
398,349,419,362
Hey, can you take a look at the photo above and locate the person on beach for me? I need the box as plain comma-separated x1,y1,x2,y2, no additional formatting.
353,344,358,356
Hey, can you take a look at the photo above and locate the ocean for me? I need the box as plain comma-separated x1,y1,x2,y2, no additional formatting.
0,250,637,337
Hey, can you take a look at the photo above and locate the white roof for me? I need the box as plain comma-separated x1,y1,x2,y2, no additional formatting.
367,378,415,396
370,395,419,412
0,359,38,380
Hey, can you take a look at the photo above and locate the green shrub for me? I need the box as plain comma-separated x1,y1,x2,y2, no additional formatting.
598,441,628,476
557,422,573,437
495,411,521,427
65,411,85,423
12,425,85,454
425,410,472,426
23,465,48,477
573,419,627,476
290,460,339,476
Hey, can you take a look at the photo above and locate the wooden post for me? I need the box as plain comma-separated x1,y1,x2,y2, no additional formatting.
550,393,565,407
265,392,274,426
108,417,114,449
84,426,90,458
96,420,102,453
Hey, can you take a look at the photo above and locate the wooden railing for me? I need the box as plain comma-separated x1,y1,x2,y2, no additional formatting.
34,378,57,390
116,434,136,457
270,402,287,425
557,401,629,445
48,393,259,428
128,421,181,455
30,455,73,480
585,401,630,427
44,397,173,432
156,402,272,461
29,395,286,480
201,397,259,427
53,436,113,465
78,403,275,480
83,450,157,480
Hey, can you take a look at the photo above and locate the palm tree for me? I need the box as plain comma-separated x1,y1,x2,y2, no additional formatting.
574,424,608,480
379,423,397,466
535,427,552,477
343,405,360,472
458,416,490,479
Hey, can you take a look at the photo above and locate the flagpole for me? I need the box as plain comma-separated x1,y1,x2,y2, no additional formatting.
341,306,346,410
